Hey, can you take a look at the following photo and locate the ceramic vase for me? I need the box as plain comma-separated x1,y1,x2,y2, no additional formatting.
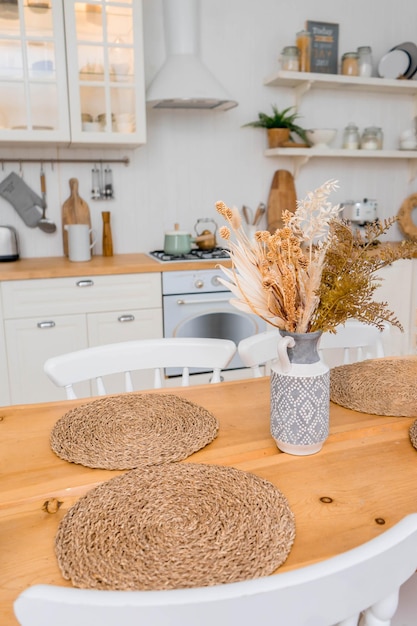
270,330,330,456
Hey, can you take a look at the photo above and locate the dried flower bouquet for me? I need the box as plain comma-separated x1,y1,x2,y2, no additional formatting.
216,180,416,334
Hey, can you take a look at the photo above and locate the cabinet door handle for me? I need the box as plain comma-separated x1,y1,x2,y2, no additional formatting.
37,321,56,329
76,279,94,288
177,297,231,305
118,314,135,323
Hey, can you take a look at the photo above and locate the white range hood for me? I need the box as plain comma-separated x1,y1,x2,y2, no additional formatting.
146,0,238,111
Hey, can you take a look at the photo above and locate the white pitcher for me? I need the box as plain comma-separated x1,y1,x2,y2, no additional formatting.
65,224,96,262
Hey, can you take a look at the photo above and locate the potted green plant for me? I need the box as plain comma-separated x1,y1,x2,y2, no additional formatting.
243,105,308,148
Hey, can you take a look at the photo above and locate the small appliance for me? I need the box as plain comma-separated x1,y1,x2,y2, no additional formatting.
0,225,19,261
341,198,378,237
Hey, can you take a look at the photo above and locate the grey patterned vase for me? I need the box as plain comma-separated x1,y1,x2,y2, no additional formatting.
270,330,330,456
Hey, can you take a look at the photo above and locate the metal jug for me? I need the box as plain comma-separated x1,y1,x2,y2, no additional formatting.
194,218,217,250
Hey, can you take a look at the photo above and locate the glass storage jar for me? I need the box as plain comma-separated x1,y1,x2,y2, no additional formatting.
342,123,360,149
357,46,373,77
341,52,359,76
280,46,300,71
296,30,311,72
361,126,383,150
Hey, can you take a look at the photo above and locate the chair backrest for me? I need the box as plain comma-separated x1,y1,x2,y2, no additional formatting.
44,338,236,399
14,514,417,626
237,329,281,377
238,321,389,376
318,319,389,366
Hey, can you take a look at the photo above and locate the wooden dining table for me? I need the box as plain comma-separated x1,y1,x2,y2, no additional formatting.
1,377,417,625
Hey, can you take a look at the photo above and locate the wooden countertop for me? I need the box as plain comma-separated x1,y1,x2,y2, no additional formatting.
0,253,232,281
0,242,414,282
1,378,417,625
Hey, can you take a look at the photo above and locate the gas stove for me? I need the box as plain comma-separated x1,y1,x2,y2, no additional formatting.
149,247,230,263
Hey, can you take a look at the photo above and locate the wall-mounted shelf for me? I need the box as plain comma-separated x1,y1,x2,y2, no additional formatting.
264,70,417,106
264,147,417,179
264,71,417,178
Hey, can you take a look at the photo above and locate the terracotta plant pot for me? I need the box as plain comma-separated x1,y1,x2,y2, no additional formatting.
267,128,290,148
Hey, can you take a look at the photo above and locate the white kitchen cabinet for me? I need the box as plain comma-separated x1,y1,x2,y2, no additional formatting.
1,272,162,405
86,307,163,394
63,0,146,148
374,259,414,356
0,288,10,406
0,1,70,143
5,313,89,404
0,0,146,147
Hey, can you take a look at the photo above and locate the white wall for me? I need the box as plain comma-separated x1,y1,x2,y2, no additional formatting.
1,0,416,258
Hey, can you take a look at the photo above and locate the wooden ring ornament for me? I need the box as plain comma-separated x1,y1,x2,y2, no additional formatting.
398,193,417,240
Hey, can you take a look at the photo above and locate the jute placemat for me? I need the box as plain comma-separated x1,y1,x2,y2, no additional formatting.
50,393,219,470
330,357,417,417
410,420,417,450
55,463,296,590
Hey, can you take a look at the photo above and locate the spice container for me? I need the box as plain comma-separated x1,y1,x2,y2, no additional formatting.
296,30,311,72
280,46,300,71
104,166,114,198
342,123,360,149
361,126,383,150
357,46,373,77
341,52,359,76
91,165,101,199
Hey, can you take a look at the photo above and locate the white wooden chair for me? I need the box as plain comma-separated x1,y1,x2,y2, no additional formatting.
14,514,417,626
44,338,236,399
318,319,390,367
238,321,390,376
237,328,281,377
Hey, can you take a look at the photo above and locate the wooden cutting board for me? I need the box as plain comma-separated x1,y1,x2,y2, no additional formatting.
267,170,297,233
61,178,92,256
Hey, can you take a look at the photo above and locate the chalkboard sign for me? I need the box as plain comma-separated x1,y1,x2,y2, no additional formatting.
306,21,339,74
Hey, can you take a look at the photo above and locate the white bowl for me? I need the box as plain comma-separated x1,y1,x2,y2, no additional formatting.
306,128,337,148
82,122,102,132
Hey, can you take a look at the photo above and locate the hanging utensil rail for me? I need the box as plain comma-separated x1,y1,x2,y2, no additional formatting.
0,156,130,167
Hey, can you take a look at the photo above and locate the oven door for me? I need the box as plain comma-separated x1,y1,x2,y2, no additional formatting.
163,291,266,376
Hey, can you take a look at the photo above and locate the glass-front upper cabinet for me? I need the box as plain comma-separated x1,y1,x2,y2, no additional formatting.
0,1,70,143
63,0,146,147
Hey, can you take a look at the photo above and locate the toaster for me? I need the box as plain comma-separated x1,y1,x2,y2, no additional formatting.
0,225,19,261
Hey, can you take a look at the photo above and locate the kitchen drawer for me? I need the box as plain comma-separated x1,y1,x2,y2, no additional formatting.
87,308,163,346
1,273,162,319
87,308,163,394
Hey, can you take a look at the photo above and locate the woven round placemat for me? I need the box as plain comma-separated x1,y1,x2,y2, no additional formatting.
55,463,296,590
50,393,219,470
330,357,417,417
410,420,417,450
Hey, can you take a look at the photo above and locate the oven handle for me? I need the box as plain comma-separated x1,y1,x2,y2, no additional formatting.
176,296,231,305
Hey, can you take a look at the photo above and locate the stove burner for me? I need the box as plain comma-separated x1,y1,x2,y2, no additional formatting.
149,247,230,262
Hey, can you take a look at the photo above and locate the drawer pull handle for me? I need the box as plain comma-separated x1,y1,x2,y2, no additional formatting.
76,279,94,288
37,321,56,329
118,314,135,323
177,297,231,305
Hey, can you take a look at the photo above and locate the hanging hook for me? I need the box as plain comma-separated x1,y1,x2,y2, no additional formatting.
19,161,23,177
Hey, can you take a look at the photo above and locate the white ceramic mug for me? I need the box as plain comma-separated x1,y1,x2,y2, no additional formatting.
65,224,96,262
